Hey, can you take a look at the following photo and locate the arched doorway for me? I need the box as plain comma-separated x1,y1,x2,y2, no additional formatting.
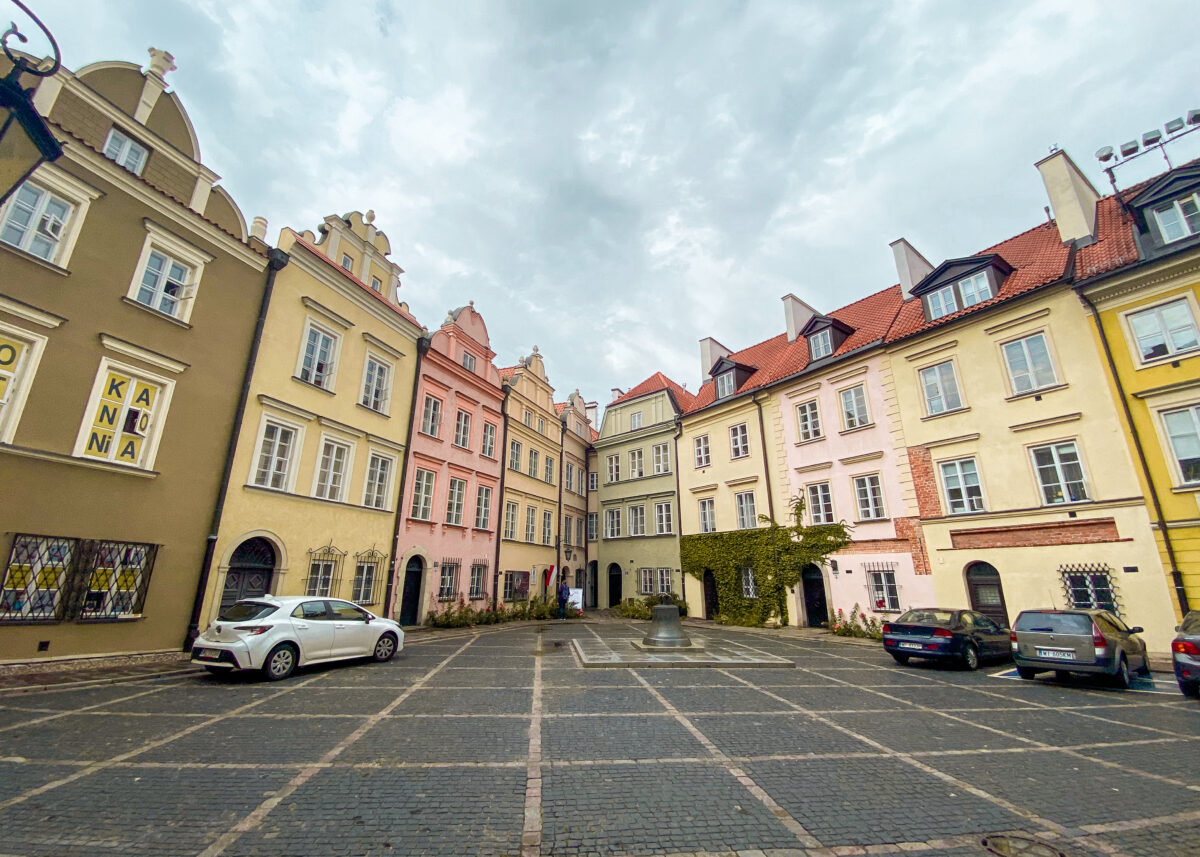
587,560,598,608
703,569,719,620
222,537,275,610
965,562,1009,627
801,564,828,627
398,556,424,626
562,566,572,588
607,562,622,607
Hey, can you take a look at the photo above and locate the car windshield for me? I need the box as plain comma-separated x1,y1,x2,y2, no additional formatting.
1014,612,1092,634
897,609,955,625
1181,611,1200,634
218,601,278,622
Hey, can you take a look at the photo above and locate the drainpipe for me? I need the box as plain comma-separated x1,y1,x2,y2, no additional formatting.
185,248,289,648
1078,290,1189,615
384,333,431,621
752,393,776,522
556,415,567,585
491,380,514,611
671,411,685,603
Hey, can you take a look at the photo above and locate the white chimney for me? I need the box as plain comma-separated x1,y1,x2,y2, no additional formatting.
890,238,935,301
610,388,624,402
250,216,268,241
781,293,817,343
1035,149,1100,244
699,337,732,379
585,401,598,427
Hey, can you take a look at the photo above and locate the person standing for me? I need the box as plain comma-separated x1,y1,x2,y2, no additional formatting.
557,578,570,620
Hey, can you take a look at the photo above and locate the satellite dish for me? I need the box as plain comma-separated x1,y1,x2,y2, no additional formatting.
1095,146,1115,162
1120,140,1140,157
1143,129,1164,146
1165,117,1185,134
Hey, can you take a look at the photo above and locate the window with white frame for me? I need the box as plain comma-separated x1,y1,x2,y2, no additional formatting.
0,535,72,620
926,284,958,321
370,276,382,293
313,438,351,501
566,462,576,492
410,468,436,520
840,385,870,429
253,419,299,490
741,566,758,598
445,477,466,525
940,457,984,514
1002,333,1058,395
604,508,621,538
528,448,539,477
438,563,458,600
544,455,554,483
587,512,598,540
957,272,992,308
482,423,497,458
657,567,672,593
853,473,886,520
504,501,518,540
360,355,391,413
297,320,339,390
1031,441,1089,504
305,554,337,597
462,351,476,372
0,323,46,445
523,409,532,427
524,506,536,542
628,505,646,536
919,361,963,415
809,328,833,360
1060,564,1119,614
1127,298,1199,362
575,517,583,546
729,423,749,458
735,491,757,529
1,183,72,262
698,497,715,533
655,502,673,534
76,360,174,469
630,411,642,430
351,560,378,605
1163,404,1200,484
588,471,598,491
362,451,394,509
509,440,522,470
694,434,711,467
125,223,213,325
420,395,442,437
716,372,735,398
340,253,353,271
453,409,471,448
469,562,486,599
475,485,492,529
652,442,670,474
807,482,834,524
542,510,552,545
795,400,822,442
629,448,644,478
103,128,148,174
1152,193,1200,243
639,567,654,595
537,416,546,434
606,454,620,483
867,565,900,611
563,514,573,545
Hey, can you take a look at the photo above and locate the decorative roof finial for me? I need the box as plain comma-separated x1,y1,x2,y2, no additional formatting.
147,47,176,82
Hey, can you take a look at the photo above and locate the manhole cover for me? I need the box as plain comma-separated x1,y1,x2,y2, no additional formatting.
981,834,1068,857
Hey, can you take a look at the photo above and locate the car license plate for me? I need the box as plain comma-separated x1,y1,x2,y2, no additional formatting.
1036,648,1076,660
197,648,220,660
898,642,923,650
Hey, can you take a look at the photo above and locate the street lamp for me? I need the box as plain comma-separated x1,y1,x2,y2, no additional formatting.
0,0,61,206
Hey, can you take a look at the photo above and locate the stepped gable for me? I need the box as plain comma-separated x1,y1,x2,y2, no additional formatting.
611,371,696,411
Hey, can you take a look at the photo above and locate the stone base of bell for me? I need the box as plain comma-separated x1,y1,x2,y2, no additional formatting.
630,638,706,652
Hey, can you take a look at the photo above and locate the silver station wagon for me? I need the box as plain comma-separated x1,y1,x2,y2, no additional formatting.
1011,608,1149,689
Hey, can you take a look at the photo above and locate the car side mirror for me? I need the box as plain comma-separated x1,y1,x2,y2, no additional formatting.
1128,626,1143,634
364,615,373,623
1177,625,1183,632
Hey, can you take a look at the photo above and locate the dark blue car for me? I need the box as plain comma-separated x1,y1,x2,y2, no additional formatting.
882,608,1011,671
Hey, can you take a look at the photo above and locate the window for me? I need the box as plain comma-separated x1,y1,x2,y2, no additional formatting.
606,454,620,483
631,411,642,430
840,385,870,429
135,249,194,319
312,438,351,501
604,508,621,538
253,419,298,490
716,372,735,399
306,560,335,597
698,498,716,533
1031,441,1089,504
410,469,436,520
445,478,466,525
544,455,555,483
475,485,492,529
694,434,711,467
741,567,758,598
563,514,573,546
919,361,963,415
509,440,522,470
639,568,655,595
1,182,72,262
940,458,984,514
523,409,532,427
438,563,458,600
454,410,471,448
370,276,383,293
0,323,45,444
735,491,757,529
628,505,646,536
126,223,212,323
652,443,670,474
77,361,173,469
867,566,900,611
482,423,497,458
1164,405,1200,483
806,482,834,525
655,502,673,534
1061,564,1118,614
80,541,156,619
795,400,822,442
504,501,518,540
360,451,393,510
297,322,339,390
525,506,537,542
542,510,553,545
103,128,148,174
566,462,576,492
958,272,992,307
1,534,71,621
1152,192,1200,243
809,328,833,360
854,474,886,520
1127,299,1199,362
1002,333,1057,395
351,561,378,605
657,567,672,594
576,517,584,546
360,356,391,413
420,395,442,437
629,448,644,478
528,448,539,477
462,351,476,372
729,423,749,458
587,512,598,541
588,472,598,491
340,253,353,271
469,563,486,599
926,284,958,321
537,417,546,434
504,570,530,602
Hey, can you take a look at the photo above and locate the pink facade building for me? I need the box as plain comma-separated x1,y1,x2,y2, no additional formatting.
392,304,504,626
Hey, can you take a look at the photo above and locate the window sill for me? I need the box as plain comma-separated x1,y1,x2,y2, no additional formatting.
1137,349,1199,370
1171,483,1200,493
1,243,70,276
243,482,394,512
0,443,159,478
730,454,751,461
472,526,493,533
855,516,891,524
839,423,876,436
921,406,971,422
292,375,336,396
443,522,467,530
1005,382,1067,402
0,616,61,625
122,296,192,329
76,614,144,624
356,402,390,418
452,442,471,452
794,435,826,447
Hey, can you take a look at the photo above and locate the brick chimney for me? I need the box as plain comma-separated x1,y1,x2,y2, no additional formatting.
1035,149,1100,244
890,238,934,301
781,294,817,343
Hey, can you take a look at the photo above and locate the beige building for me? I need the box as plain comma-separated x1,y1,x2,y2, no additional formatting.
557,390,594,601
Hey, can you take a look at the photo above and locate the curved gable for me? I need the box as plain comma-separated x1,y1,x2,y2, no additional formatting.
75,62,142,115
145,90,199,160
204,186,248,240
452,303,491,350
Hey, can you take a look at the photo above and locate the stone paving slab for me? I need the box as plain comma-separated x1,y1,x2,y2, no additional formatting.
572,636,794,668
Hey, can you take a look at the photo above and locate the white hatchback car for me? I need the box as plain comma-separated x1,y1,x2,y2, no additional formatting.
191,595,403,680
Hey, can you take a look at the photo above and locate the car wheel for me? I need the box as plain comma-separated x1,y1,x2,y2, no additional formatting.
1180,681,1199,698
1113,655,1131,690
961,643,980,671
891,653,910,665
1016,666,1038,680
372,632,398,662
263,643,297,681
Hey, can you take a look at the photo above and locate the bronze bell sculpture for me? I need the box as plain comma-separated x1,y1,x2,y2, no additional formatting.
641,596,694,648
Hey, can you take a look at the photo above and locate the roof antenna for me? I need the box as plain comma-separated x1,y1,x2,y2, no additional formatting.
1043,205,1053,225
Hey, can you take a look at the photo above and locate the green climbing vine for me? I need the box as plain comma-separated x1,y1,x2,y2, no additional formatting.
680,496,852,627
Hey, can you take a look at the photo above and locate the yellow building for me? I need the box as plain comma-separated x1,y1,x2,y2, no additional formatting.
557,390,595,602
196,211,424,628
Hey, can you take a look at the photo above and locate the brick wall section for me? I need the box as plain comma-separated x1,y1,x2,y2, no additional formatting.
142,154,196,204
49,89,111,152
907,445,942,519
948,517,1122,550
833,516,932,575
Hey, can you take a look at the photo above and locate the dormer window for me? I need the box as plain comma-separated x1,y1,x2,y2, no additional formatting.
927,284,957,320
1152,193,1200,244
716,372,735,398
957,272,993,307
103,129,148,175
809,329,832,360
913,255,1010,324
462,351,476,372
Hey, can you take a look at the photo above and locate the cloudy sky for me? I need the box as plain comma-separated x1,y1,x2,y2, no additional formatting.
28,0,1200,410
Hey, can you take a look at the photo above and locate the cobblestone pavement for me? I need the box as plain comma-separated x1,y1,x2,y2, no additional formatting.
0,622,1197,857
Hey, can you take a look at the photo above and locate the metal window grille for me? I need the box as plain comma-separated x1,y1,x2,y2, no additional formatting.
1058,563,1121,616
469,561,488,600
306,545,345,598
741,566,758,599
351,549,387,605
439,559,461,601
864,561,900,612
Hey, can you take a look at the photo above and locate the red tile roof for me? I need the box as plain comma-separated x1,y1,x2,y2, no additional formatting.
499,366,519,382
554,402,568,415
290,234,422,327
611,371,697,410
1075,191,1141,280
